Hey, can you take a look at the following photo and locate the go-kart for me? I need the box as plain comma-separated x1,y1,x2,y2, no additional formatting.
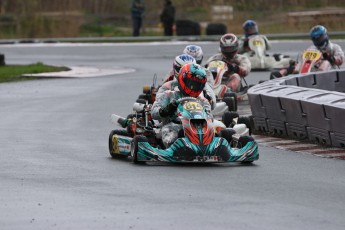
243,35,291,70
269,47,336,79
298,48,324,74
108,97,259,164
206,60,254,113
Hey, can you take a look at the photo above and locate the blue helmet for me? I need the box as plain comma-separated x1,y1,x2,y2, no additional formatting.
173,54,196,78
310,25,329,51
243,20,258,38
183,45,203,64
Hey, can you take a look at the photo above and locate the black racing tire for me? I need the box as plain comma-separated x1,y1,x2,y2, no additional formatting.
176,20,201,36
238,116,252,135
218,129,236,144
127,114,136,119
238,136,255,148
206,23,227,35
222,111,239,128
136,98,147,104
223,92,237,111
131,135,148,164
138,94,149,101
109,129,130,158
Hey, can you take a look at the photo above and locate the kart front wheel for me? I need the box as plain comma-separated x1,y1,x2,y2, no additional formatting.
238,116,253,135
218,129,236,145
222,111,239,128
131,136,148,164
223,92,237,111
109,129,129,159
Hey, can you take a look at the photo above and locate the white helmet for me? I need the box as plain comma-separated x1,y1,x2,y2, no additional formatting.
183,45,203,64
173,54,196,78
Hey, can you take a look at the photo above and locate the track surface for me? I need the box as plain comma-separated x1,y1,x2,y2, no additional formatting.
1,41,345,229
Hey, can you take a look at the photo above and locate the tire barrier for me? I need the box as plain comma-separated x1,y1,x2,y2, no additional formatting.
206,23,227,35
248,69,345,147
0,54,5,66
175,20,201,36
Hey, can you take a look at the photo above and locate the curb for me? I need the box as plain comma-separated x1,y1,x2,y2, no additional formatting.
22,66,135,78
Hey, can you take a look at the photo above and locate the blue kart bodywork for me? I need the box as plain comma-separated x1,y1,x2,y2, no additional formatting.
132,135,258,163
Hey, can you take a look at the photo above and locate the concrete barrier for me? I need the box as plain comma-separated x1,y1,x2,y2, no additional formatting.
248,69,345,147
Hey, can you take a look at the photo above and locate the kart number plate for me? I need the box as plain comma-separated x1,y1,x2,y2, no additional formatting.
252,39,263,46
183,101,203,111
208,61,227,70
303,51,321,61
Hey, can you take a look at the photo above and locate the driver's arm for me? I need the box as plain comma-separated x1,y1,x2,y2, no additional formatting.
151,91,176,120
332,43,344,66
237,55,252,77
264,36,272,50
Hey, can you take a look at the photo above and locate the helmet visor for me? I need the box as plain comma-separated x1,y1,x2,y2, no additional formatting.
245,26,257,36
180,74,206,97
195,56,203,64
173,63,181,77
221,46,238,58
312,33,328,49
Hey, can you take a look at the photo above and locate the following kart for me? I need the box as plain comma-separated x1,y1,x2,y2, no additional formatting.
298,48,324,74
243,35,291,70
206,60,254,113
269,47,336,80
108,97,259,164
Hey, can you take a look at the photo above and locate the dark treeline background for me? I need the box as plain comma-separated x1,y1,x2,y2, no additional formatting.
0,0,344,38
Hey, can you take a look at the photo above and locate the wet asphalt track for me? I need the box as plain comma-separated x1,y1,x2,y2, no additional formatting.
0,41,345,229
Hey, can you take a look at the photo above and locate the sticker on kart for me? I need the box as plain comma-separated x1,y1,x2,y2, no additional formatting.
303,50,321,61
183,101,203,111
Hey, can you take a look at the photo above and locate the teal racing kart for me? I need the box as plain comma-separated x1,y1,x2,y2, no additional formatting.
109,97,259,164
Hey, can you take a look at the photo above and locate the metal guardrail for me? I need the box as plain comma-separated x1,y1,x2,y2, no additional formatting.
248,69,345,148
0,31,345,44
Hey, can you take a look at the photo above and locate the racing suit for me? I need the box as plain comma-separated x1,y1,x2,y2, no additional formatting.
205,53,251,92
151,90,211,148
238,35,271,54
161,69,216,109
273,41,344,77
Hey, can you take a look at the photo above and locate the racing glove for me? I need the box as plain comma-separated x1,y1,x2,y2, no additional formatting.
203,90,213,105
270,71,282,80
286,60,296,75
322,52,335,65
227,63,240,74
159,100,178,117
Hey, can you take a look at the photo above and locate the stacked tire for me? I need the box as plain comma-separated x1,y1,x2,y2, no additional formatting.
206,23,227,35
175,20,200,36
0,54,5,66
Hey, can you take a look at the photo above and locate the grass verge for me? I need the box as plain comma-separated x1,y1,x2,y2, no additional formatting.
0,62,68,83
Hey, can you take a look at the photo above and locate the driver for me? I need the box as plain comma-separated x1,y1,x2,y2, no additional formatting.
162,54,196,83
238,19,271,54
159,53,216,109
205,33,251,92
151,63,211,148
271,25,344,78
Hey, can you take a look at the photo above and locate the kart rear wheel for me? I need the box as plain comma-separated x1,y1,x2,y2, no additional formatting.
218,129,236,144
138,94,149,101
109,129,130,159
238,116,253,135
136,98,147,104
131,135,148,164
222,111,239,128
238,136,254,148
223,92,237,111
